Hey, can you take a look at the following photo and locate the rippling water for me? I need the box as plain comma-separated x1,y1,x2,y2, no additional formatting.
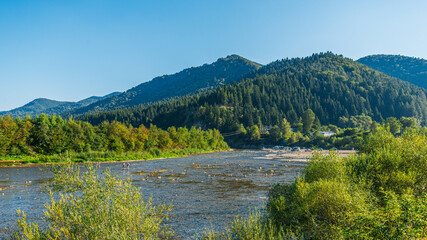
0,150,306,239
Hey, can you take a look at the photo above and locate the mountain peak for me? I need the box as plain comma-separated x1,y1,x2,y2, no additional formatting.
218,54,263,69
65,55,263,116
23,98,69,108
223,54,244,60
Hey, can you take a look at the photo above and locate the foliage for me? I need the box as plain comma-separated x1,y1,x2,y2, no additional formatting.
338,114,373,131
302,109,316,134
356,127,427,196
251,127,427,239
199,209,304,240
0,114,228,160
13,164,173,239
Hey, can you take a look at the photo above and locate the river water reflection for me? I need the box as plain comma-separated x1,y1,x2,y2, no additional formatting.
0,150,307,239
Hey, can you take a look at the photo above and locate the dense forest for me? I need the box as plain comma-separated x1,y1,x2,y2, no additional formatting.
63,55,262,116
78,53,427,136
358,54,427,89
0,114,228,160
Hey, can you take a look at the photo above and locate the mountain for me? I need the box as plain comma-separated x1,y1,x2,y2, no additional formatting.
357,55,427,89
0,98,73,118
78,53,427,131
64,55,262,116
0,92,121,118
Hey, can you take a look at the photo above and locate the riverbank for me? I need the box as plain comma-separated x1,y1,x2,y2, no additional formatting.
0,150,305,239
255,149,357,162
0,148,229,167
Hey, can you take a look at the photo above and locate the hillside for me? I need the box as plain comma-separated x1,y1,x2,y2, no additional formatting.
357,54,427,89
65,55,262,116
0,92,121,118
78,53,427,131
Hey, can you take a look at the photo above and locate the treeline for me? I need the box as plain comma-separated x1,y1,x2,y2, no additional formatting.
77,53,427,135
263,114,422,149
0,114,228,158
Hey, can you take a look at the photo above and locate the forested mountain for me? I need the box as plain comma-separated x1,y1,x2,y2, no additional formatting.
357,54,427,89
78,53,427,133
64,55,262,116
0,92,121,118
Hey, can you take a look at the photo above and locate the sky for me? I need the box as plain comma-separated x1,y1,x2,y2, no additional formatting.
0,0,426,111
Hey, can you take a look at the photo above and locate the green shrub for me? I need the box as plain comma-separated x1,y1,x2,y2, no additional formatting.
265,127,427,239
343,190,427,239
351,128,427,196
199,209,304,240
13,164,173,239
304,151,347,183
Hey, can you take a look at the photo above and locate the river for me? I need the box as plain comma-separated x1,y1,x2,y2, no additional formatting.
0,150,307,239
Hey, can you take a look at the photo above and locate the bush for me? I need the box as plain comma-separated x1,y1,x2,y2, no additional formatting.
13,164,173,240
200,209,304,240
265,127,427,239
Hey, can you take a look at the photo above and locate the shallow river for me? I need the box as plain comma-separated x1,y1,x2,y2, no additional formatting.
0,150,306,239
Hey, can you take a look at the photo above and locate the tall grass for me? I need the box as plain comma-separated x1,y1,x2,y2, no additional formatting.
199,209,304,240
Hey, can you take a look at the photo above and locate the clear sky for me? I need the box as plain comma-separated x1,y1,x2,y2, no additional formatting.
1,0,426,111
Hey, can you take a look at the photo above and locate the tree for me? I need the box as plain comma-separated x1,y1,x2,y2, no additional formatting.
64,120,86,153
132,125,150,151
280,118,292,140
399,117,419,130
238,124,247,136
0,116,18,156
30,114,52,154
269,125,282,143
13,118,33,155
302,109,316,135
107,121,131,153
386,117,402,135
248,125,261,141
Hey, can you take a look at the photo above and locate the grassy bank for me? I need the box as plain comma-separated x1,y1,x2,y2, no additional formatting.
0,148,224,166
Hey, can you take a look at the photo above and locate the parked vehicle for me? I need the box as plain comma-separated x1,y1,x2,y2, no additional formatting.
291,147,301,152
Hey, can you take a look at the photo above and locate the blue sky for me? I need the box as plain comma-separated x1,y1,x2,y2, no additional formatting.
1,0,426,111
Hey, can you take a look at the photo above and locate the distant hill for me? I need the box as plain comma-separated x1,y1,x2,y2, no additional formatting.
357,55,427,89
78,53,427,131
65,55,262,116
0,92,121,118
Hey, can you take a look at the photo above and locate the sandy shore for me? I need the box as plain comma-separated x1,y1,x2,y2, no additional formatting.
254,150,357,162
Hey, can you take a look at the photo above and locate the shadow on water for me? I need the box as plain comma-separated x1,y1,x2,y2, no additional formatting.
0,150,306,239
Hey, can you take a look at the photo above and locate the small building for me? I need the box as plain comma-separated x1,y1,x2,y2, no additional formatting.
319,131,336,137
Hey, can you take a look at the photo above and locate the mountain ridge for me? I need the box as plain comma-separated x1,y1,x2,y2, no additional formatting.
357,54,427,89
0,92,122,118
78,53,427,130
63,54,262,116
